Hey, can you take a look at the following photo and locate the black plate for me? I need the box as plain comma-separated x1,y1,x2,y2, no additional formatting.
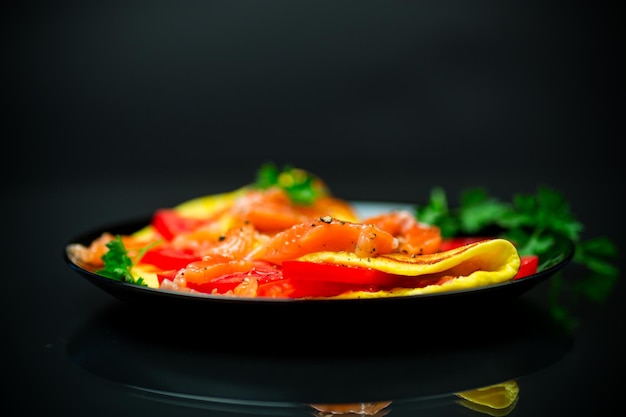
64,202,575,322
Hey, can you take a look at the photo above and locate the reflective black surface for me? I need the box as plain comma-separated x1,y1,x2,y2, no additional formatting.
67,298,573,406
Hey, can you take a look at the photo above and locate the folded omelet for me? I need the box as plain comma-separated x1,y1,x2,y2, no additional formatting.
296,238,521,299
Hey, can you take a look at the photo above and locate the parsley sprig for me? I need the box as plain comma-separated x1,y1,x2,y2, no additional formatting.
97,235,148,286
416,185,619,304
254,162,328,205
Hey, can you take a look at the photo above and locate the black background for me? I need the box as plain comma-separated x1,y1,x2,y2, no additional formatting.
2,2,624,416
4,2,622,197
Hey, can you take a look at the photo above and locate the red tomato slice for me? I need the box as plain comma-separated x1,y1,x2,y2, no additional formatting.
256,278,297,297
156,269,178,285
281,261,465,297
186,273,248,293
186,261,283,294
282,261,407,286
141,247,202,270
152,209,206,241
258,278,383,298
513,255,539,280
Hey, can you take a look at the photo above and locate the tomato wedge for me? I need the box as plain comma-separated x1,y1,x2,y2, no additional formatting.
281,261,463,297
140,247,202,270
282,261,406,286
186,273,249,293
261,278,382,298
152,209,207,241
186,261,283,294
156,269,178,285
513,255,539,280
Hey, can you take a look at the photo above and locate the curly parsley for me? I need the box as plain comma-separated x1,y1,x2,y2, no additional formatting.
416,185,619,305
254,162,328,205
97,235,147,286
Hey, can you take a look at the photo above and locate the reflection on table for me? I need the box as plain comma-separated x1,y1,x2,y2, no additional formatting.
309,379,519,416
67,294,572,416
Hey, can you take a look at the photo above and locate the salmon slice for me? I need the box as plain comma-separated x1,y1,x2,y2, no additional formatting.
230,188,310,233
249,216,398,264
293,195,360,223
230,188,360,234
363,210,441,255
171,220,261,258
175,254,255,285
172,223,262,286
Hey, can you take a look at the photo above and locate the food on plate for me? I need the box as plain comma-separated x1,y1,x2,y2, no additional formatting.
66,163,528,299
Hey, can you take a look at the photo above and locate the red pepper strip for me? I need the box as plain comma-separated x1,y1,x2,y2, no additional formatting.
513,255,539,280
282,261,406,286
141,247,202,270
186,261,283,294
256,279,294,297
151,209,207,241
186,273,249,293
282,261,472,297
258,278,385,298
156,269,178,285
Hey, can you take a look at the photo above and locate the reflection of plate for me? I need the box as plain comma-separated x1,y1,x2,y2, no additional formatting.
64,202,575,316
67,297,572,412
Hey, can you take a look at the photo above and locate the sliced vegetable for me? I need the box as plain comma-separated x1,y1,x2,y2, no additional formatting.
152,209,206,241
186,261,282,294
259,278,384,299
140,247,202,270
156,269,178,285
281,261,462,297
186,273,251,294
282,261,403,286
513,255,539,280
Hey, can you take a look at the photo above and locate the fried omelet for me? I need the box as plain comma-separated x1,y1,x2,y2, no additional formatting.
297,238,521,299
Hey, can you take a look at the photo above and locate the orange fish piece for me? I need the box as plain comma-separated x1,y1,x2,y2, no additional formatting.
249,216,397,265
230,188,360,234
363,210,441,255
175,254,255,285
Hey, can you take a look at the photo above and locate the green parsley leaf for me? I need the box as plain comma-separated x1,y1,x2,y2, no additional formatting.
458,188,511,235
415,185,619,311
97,235,147,286
574,236,619,277
497,186,583,242
254,162,328,205
415,187,462,237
